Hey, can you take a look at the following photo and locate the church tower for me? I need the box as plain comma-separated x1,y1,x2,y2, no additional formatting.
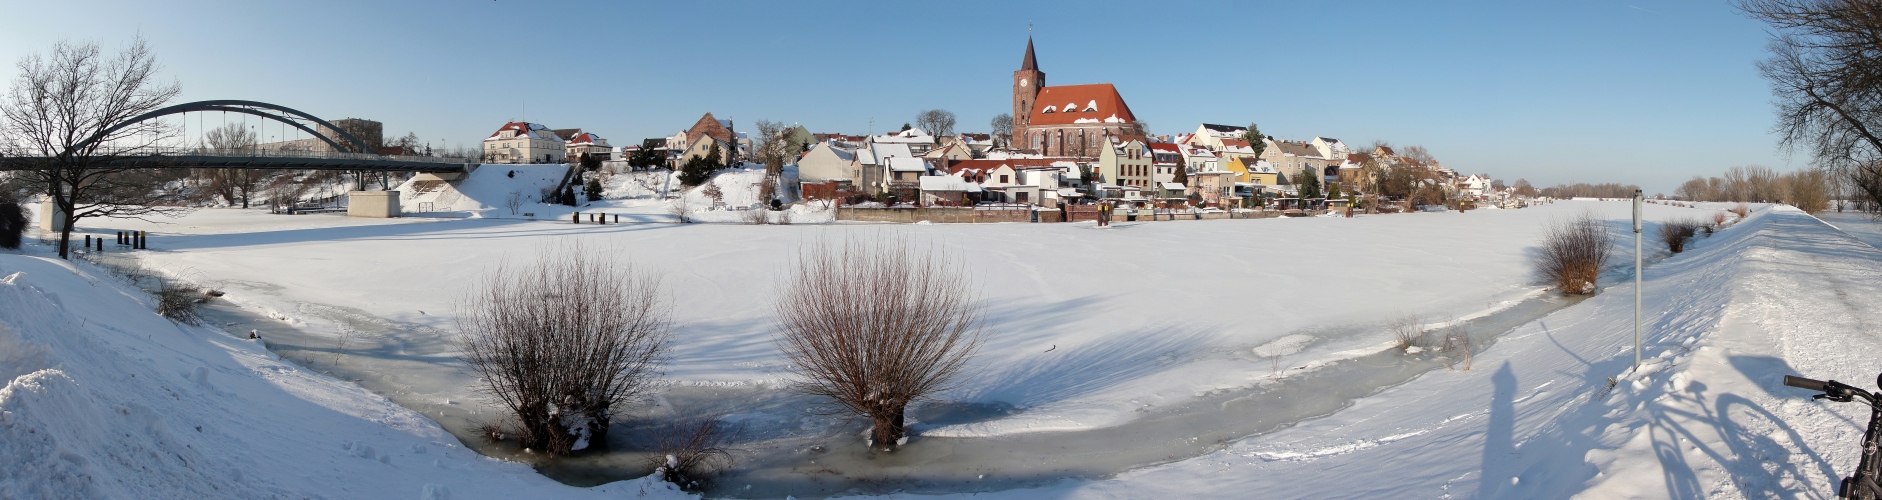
1013,37,1044,148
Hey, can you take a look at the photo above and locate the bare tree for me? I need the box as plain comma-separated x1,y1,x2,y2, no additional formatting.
989,113,1013,148
752,120,793,202
505,190,524,215
1786,167,1832,212
1534,211,1614,295
457,245,671,455
774,238,984,452
1741,0,1882,209
196,122,263,208
1400,145,1435,165
0,37,186,259
915,109,957,137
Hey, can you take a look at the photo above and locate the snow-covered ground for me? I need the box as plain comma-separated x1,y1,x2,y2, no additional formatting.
0,246,691,498
8,199,1879,498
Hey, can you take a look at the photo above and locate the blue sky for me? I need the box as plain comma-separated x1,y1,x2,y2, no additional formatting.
0,0,1793,194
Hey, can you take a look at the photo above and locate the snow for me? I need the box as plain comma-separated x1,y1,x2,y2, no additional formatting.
0,252,692,499
396,164,570,218
928,205,1880,499
16,199,1881,497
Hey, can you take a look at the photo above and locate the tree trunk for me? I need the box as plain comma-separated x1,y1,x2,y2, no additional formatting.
871,405,906,452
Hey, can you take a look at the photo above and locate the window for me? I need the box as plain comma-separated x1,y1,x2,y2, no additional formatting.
1000,174,1010,183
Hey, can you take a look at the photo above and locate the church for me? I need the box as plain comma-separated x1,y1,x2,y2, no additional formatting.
1012,38,1144,158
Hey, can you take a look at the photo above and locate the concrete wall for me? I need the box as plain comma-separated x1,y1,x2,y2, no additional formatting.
39,200,63,232
348,191,401,218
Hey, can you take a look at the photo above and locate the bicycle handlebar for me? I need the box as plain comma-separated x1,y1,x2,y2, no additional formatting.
1786,375,1829,392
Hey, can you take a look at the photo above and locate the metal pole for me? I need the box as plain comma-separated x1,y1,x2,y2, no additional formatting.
1633,189,1643,372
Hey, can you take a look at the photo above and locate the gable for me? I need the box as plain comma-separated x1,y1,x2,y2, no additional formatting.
686,113,733,145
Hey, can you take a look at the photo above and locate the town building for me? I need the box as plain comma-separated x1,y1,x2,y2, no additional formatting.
482,122,565,164
1011,38,1144,158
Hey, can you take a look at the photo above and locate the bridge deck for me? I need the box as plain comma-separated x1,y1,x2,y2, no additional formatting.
0,151,471,173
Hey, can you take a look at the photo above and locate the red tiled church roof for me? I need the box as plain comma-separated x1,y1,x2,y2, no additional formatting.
1027,84,1136,126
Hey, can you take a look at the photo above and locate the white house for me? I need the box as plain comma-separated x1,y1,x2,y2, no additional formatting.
796,142,860,184
1186,123,1247,152
1310,137,1349,161
482,122,565,164
1181,145,1218,176
870,128,937,155
562,131,611,161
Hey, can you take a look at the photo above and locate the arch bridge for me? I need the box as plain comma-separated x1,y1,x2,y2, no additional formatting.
0,100,470,173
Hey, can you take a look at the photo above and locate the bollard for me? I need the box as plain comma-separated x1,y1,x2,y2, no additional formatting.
117,231,125,245
85,235,91,247
613,214,619,224
572,212,579,224
96,238,103,252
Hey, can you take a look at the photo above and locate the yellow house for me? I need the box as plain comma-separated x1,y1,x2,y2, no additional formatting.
1225,157,1279,185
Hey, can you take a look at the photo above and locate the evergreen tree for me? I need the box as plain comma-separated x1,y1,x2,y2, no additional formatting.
585,177,604,202
1298,167,1323,200
1241,123,1266,157
1172,163,1188,186
579,152,601,171
1328,180,1342,199
678,144,726,187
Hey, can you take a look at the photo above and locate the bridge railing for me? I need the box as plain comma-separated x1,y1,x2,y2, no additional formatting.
128,147,473,164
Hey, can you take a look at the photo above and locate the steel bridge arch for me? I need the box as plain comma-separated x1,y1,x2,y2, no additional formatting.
77,100,377,154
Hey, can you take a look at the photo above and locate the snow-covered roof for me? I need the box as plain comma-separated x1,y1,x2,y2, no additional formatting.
874,128,936,144
920,175,981,192
808,142,856,162
485,122,560,141
887,157,928,172
1160,182,1187,190
871,143,914,160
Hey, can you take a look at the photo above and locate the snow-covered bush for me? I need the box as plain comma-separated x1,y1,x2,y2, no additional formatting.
774,238,985,452
457,244,670,455
1534,211,1613,295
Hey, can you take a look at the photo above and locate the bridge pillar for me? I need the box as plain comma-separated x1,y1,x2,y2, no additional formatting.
347,191,401,218
39,199,65,232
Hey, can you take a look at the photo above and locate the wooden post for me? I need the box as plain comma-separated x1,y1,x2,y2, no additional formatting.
572,212,580,224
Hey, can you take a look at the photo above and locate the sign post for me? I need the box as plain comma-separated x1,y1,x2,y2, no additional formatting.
1633,189,1643,372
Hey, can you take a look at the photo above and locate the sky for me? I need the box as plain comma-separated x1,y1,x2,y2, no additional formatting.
0,0,1797,194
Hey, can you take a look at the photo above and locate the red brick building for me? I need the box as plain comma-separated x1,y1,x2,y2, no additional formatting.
1011,38,1144,159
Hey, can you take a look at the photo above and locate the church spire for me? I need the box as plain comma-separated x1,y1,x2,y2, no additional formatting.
1020,37,1038,71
